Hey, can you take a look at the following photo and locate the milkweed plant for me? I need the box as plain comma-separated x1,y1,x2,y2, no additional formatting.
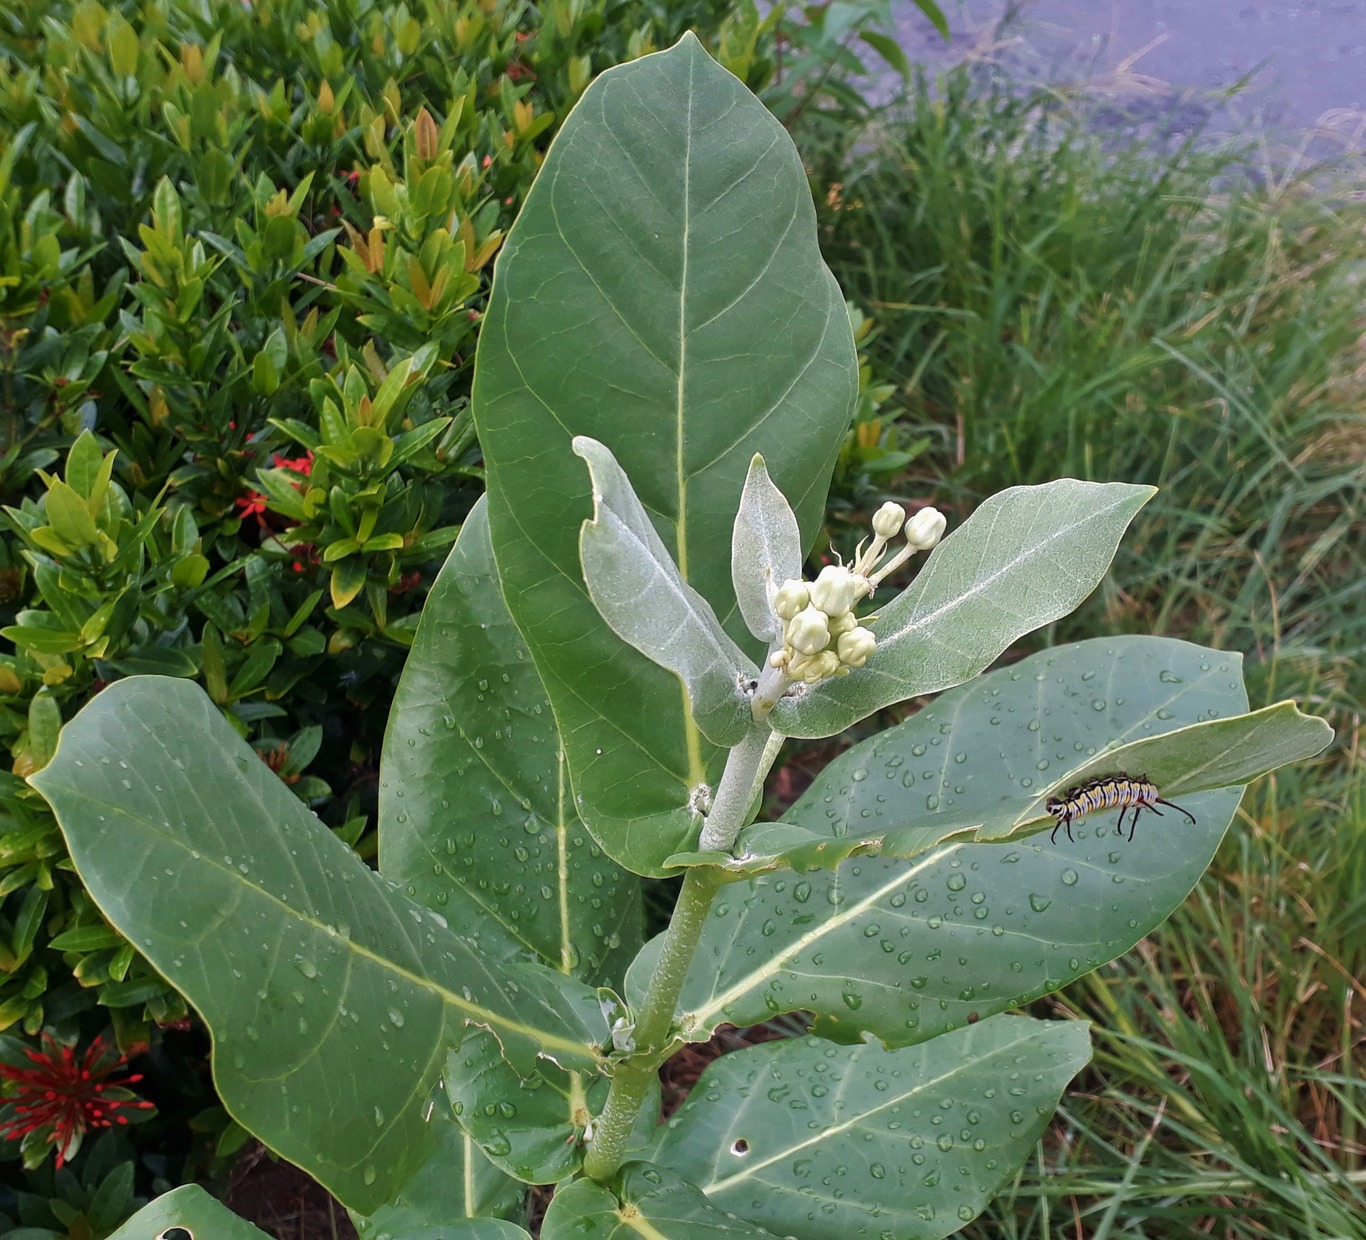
29,36,1332,1240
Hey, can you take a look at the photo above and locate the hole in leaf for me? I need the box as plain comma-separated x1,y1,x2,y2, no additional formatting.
730,1138,751,1156
158,1230,193,1240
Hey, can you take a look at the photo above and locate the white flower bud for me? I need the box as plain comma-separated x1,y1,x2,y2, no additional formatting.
772,578,810,621
836,626,877,668
808,565,863,618
872,502,906,539
785,605,831,656
799,650,842,684
826,611,857,637
905,507,947,551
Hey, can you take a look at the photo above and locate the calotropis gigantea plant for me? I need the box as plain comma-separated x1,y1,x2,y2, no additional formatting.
30,35,1329,1240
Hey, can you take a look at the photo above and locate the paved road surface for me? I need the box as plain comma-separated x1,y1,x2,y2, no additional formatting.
892,0,1366,151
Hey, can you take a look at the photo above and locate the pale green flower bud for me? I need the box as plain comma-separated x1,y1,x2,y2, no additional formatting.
800,650,843,683
826,611,857,637
836,626,877,668
808,565,863,617
905,506,947,551
786,605,830,656
772,578,810,621
872,502,906,539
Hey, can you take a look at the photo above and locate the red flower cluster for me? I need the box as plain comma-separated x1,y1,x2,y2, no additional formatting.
273,451,314,477
234,450,314,529
234,490,268,525
0,1035,155,1167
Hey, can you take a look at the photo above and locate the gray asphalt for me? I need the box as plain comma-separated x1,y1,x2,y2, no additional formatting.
892,0,1366,150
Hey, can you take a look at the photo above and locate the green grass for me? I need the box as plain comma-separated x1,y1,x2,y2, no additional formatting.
809,67,1365,691
796,62,1366,1237
961,761,1366,1238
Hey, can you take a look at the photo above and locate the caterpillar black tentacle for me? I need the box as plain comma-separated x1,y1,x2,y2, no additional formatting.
1045,774,1196,844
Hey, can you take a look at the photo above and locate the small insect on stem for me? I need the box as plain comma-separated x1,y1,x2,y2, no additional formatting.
1045,774,1196,843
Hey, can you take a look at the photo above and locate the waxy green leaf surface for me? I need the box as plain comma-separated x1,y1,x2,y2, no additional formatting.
542,1164,779,1240
474,34,858,875
666,697,1331,874
108,1186,274,1240
380,495,639,986
630,638,1299,1049
771,481,1154,737
648,1017,1090,1240
32,678,609,1213
444,1028,661,1187
446,1029,589,1185
352,1103,527,1239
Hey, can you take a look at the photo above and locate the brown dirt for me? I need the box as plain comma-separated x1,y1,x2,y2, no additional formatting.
224,1145,358,1240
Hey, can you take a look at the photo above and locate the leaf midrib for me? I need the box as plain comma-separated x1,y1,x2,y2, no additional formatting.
46,783,603,1066
699,1027,1059,1196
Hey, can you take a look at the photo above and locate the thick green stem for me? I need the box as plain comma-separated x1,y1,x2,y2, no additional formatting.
581,865,721,1181
583,725,785,1182
697,726,778,853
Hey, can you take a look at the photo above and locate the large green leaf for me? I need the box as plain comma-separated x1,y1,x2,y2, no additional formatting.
786,637,1328,851
648,1017,1091,1240
446,1029,588,1185
108,1186,272,1240
663,699,1331,876
770,481,1154,737
474,34,858,876
379,494,640,986
446,1029,661,1187
542,1165,779,1240
628,638,1297,1049
351,1103,527,1239
31,678,609,1213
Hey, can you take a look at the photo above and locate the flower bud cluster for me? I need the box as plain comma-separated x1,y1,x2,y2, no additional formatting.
770,566,874,684
766,501,945,687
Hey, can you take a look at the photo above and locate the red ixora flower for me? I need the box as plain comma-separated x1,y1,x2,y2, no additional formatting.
0,1034,155,1167
235,490,269,526
272,450,313,477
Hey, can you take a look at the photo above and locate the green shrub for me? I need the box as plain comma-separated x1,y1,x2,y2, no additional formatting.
0,0,801,1058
